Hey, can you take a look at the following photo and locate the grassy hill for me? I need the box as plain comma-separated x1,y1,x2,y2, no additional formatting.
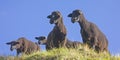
0,45,120,60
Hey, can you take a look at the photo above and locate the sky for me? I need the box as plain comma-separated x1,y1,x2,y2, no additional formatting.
0,0,120,56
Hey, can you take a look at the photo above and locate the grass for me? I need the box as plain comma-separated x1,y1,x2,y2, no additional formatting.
0,45,120,60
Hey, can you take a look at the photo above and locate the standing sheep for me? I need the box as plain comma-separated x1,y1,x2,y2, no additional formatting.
6,37,40,56
68,9,108,52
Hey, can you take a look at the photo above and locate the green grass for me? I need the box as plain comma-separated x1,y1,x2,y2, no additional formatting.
1,45,120,60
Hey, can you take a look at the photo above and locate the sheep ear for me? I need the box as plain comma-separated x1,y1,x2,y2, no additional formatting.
68,13,72,17
35,37,39,40
47,15,52,18
78,10,83,14
6,42,11,45
40,36,46,40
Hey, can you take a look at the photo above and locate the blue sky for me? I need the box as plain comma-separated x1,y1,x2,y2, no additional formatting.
0,0,120,55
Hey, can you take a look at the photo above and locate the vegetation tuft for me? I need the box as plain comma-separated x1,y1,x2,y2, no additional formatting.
0,45,120,60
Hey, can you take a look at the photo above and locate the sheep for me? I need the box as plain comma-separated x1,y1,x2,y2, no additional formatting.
6,37,40,56
68,9,108,52
35,36,47,45
35,36,82,49
66,39,82,49
46,11,67,50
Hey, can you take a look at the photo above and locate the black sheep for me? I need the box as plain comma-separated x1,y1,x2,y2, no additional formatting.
35,36,82,49
6,37,40,56
68,9,108,52
46,11,67,50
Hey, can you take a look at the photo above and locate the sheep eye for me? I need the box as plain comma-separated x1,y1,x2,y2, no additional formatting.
12,43,16,45
52,15,55,18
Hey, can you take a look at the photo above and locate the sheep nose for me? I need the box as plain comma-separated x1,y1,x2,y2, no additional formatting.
10,48,13,51
50,20,54,24
71,20,75,23
38,41,41,44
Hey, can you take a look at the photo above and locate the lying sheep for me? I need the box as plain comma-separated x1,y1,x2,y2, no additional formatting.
6,37,40,56
35,36,82,49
